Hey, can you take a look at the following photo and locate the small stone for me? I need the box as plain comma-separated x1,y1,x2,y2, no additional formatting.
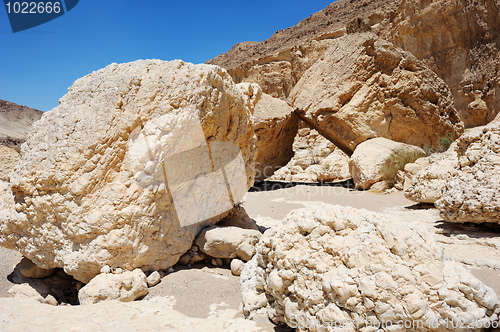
190,245,198,252
178,253,191,266
146,271,161,287
189,252,205,264
113,267,123,274
211,258,224,266
166,267,174,273
231,259,245,276
42,294,58,306
100,265,111,274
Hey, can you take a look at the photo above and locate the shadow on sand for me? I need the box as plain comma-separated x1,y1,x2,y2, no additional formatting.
250,179,355,192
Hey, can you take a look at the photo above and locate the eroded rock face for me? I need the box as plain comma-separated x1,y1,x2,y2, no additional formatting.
436,122,500,224
78,269,148,305
404,150,459,203
290,32,464,155
249,89,298,181
207,0,401,101
270,127,350,183
241,204,499,330
379,0,500,128
210,0,500,128
0,145,20,181
349,137,425,190
404,125,490,204
0,60,256,282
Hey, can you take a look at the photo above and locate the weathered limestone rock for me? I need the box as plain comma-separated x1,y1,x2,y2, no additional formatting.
252,92,298,181
18,257,56,279
146,271,161,287
241,204,499,330
402,155,436,191
230,259,245,276
7,284,44,301
404,125,487,204
270,127,350,182
78,269,148,305
349,137,425,190
0,145,20,181
404,150,458,203
0,60,256,283
195,225,261,262
436,122,500,224
290,32,464,155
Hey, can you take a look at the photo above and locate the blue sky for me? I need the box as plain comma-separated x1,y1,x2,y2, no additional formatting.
0,0,334,112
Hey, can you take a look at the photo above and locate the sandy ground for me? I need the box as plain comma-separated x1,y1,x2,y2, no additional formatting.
0,183,499,330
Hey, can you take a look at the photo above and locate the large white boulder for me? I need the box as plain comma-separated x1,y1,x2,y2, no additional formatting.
241,204,499,330
349,137,425,190
0,60,255,282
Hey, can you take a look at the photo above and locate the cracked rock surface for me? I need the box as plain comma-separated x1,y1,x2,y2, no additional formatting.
241,204,499,331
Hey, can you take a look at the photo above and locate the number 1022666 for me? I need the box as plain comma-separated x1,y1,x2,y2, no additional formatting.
5,1,62,14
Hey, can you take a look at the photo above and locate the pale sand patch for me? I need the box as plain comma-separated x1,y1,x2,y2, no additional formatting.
0,297,263,332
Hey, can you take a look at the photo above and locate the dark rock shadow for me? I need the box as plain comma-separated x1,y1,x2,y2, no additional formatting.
435,220,500,238
404,202,436,210
250,179,355,192
7,261,80,305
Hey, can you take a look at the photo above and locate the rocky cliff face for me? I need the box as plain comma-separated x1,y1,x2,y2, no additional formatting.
208,0,500,128
378,0,500,128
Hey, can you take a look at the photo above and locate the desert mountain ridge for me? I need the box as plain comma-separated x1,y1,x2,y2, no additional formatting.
0,99,43,148
208,0,400,70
